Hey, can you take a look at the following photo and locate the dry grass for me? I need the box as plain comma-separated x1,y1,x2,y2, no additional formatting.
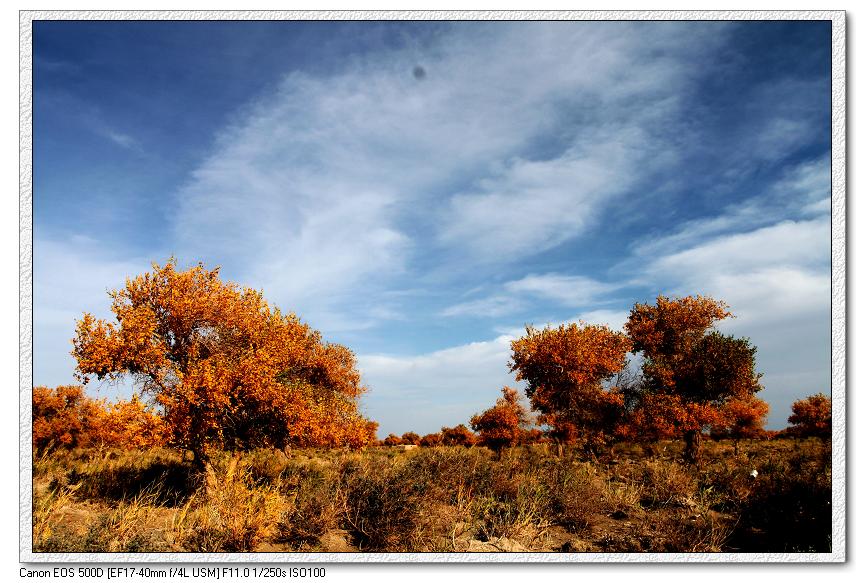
30,438,832,553
33,483,80,549
83,489,166,552
171,454,287,552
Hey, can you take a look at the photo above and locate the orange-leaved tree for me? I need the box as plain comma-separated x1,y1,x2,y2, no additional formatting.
71,259,375,465
420,433,443,447
95,395,169,450
383,434,402,446
625,295,762,464
33,385,105,452
33,385,168,452
509,322,632,456
440,424,476,447
400,432,421,446
787,393,830,440
710,395,770,454
470,386,530,454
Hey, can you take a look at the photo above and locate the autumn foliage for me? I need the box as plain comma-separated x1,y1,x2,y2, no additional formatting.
470,386,530,453
510,323,631,451
33,385,102,451
624,295,763,463
419,433,443,447
71,260,374,462
383,434,402,446
439,424,476,447
400,432,421,446
711,396,770,442
787,393,831,439
33,385,167,452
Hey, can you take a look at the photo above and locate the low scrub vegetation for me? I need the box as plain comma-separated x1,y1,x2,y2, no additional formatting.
32,438,831,553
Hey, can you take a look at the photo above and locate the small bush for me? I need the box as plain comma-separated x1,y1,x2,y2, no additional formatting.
644,510,733,552
634,459,697,508
339,453,464,551
244,448,291,485
546,462,605,533
173,455,286,552
33,483,81,551
278,466,343,548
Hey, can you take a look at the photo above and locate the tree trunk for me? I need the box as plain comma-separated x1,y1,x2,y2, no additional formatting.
556,441,564,458
190,443,212,474
683,430,703,466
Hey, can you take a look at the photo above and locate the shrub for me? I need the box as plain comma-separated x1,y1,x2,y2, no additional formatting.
545,461,605,533
33,385,105,451
420,433,442,447
65,448,194,507
440,425,476,447
400,432,421,446
635,459,697,508
173,455,287,551
382,434,402,446
339,453,464,551
278,466,343,548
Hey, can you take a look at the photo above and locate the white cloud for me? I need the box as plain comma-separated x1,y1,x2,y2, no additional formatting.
441,273,620,318
648,218,828,284
440,130,654,259
495,309,630,338
358,335,519,435
440,295,524,318
569,309,631,332
753,117,814,162
434,23,724,262
505,273,618,306
171,22,728,331
100,128,138,150
775,155,831,205
633,215,831,428
33,237,150,397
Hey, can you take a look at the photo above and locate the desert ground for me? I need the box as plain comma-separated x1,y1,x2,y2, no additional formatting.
32,438,830,554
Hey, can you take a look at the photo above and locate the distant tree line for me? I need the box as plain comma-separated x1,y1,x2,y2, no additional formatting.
33,260,830,466
379,295,831,465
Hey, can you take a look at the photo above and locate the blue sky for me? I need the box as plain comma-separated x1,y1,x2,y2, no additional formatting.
33,20,832,436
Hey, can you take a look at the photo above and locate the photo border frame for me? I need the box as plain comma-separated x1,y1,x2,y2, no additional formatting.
19,9,847,564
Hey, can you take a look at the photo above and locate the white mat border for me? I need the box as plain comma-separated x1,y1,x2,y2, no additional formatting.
18,9,847,564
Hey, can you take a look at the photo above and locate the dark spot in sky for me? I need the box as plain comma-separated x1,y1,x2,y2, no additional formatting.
413,65,426,80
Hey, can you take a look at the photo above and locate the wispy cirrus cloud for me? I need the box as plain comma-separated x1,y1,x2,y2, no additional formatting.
440,295,525,319
170,22,730,333
442,273,621,318
630,155,830,260
506,274,619,306
98,127,139,150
